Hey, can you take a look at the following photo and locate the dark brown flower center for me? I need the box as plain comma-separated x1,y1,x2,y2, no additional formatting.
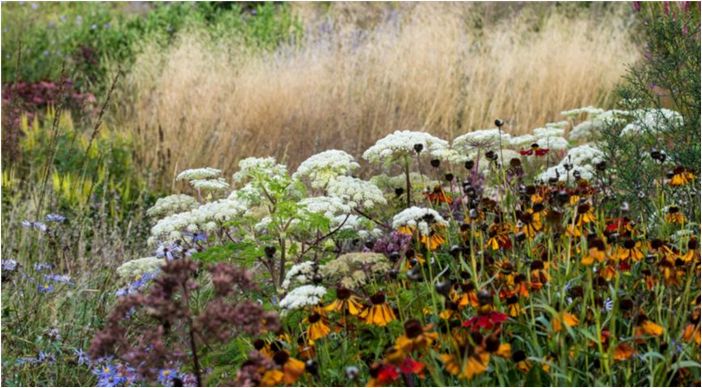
336,287,351,300
404,319,423,339
273,351,290,366
309,313,321,323
370,292,386,305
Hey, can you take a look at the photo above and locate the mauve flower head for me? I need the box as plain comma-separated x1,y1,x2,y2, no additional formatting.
209,262,255,296
234,351,275,386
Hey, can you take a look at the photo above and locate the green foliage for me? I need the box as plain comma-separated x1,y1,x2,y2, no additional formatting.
13,109,151,215
1,2,302,92
599,2,700,220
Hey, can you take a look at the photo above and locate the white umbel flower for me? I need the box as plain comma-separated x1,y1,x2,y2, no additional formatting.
279,285,327,311
146,194,198,218
620,108,683,136
281,261,317,290
362,130,449,163
509,134,538,148
532,127,565,138
546,121,569,129
176,167,222,182
191,177,230,192
298,196,352,220
294,150,360,189
233,156,288,183
538,144,604,182
327,176,387,209
560,106,605,118
568,109,632,142
117,257,164,280
392,207,448,236
453,128,511,151
150,198,247,242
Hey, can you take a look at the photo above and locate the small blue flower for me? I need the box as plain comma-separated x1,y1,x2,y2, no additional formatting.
37,351,55,364
156,242,182,261
2,259,18,272
74,348,91,366
603,297,614,312
37,283,54,293
34,263,53,272
22,221,48,232
46,213,66,223
31,2,38,10
158,368,180,386
44,273,73,285
103,22,111,29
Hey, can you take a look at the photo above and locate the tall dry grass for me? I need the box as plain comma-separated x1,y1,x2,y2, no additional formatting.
110,3,639,188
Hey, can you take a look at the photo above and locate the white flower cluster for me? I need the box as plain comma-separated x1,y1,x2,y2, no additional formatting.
453,128,511,151
509,134,537,148
117,257,164,280
281,261,317,290
568,109,631,142
332,214,383,240
320,252,391,288
327,176,387,209
293,150,360,189
176,167,229,193
560,106,605,118
362,130,449,163
531,127,568,150
392,206,448,236
232,157,288,183
176,167,222,182
546,121,569,129
538,144,604,182
432,147,470,164
620,108,683,136
191,178,230,192
150,198,247,243
298,196,352,220
146,194,198,218
278,285,327,311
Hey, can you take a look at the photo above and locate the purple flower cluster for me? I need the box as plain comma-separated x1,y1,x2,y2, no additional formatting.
373,231,412,256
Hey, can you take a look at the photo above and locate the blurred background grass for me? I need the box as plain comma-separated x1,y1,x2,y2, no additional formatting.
3,2,639,190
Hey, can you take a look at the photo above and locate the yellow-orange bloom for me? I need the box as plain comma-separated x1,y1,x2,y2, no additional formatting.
669,166,695,187
363,292,396,327
306,312,331,342
324,287,365,316
552,312,579,332
582,238,607,266
615,240,644,262
395,319,439,353
613,343,636,361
